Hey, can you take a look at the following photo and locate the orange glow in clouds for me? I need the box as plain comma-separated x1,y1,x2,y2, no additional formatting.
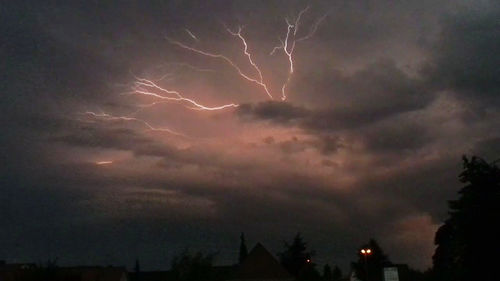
96,161,113,165
84,6,327,136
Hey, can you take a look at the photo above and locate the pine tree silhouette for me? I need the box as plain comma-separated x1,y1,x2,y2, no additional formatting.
239,232,248,264
432,156,500,281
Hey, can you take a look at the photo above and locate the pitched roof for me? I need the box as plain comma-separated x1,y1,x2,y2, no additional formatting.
230,243,293,280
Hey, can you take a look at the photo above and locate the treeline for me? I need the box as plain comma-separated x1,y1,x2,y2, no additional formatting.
162,155,499,281
164,233,427,281
432,156,499,281
5,156,498,281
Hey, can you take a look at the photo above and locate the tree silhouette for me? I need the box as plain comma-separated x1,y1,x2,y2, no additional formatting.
322,264,332,281
351,239,391,281
278,233,319,280
133,258,141,281
332,265,342,281
238,232,248,264
41,258,58,281
135,258,140,273
432,156,500,281
170,250,216,281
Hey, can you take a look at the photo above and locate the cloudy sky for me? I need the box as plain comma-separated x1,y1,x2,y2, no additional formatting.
1,0,499,271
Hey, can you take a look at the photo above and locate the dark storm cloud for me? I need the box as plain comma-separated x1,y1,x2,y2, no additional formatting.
52,120,178,158
295,59,431,112
473,137,500,160
238,101,309,124
0,3,127,113
358,118,432,154
238,59,433,135
50,119,208,168
351,154,464,220
2,0,499,273
311,135,345,155
426,3,500,102
261,135,344,155
205,162,446,269
238,1,500,158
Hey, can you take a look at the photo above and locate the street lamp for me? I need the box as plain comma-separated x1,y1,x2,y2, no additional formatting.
360,249,372,255
360,248,372,281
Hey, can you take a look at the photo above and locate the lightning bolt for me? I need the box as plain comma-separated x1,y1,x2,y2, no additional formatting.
184,28,200,42
271,6,328,101
129,77,239,111
96,161,113,165
85,7,326,137
166,62,214,73
226,26,272,99
84,111,186,137
151,63,214,82
166,37,274,100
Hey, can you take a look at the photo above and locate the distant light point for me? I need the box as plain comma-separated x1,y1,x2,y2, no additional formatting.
96,161,113,165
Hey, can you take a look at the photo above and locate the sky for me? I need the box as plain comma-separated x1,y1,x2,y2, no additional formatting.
1,0,499,272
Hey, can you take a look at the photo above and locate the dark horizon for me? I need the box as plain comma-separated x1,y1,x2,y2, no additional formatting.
1,0,499,273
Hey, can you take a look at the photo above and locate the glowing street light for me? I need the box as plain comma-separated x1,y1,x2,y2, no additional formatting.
360,248,372,281
360,248,372,255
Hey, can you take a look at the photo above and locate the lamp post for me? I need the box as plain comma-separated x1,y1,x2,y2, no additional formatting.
360,248,372,281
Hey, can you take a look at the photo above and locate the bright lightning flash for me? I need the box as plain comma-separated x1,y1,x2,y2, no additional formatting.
129,77,239,111
84,111,186,137
270,6,329,100
85,7,326,136
184,28,200,42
